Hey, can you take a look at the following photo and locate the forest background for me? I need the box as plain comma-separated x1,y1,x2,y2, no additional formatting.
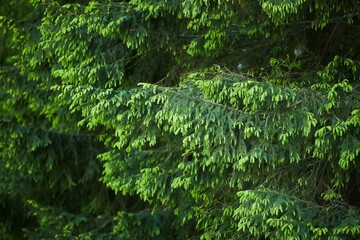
1,0,360,239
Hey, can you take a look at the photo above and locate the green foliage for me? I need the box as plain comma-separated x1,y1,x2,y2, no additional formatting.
1,0,360,239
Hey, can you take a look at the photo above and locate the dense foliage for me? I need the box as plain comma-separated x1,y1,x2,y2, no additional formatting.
1,0,360,239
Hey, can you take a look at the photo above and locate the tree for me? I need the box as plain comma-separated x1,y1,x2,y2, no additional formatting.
1,0,360,239
0,1,121,239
